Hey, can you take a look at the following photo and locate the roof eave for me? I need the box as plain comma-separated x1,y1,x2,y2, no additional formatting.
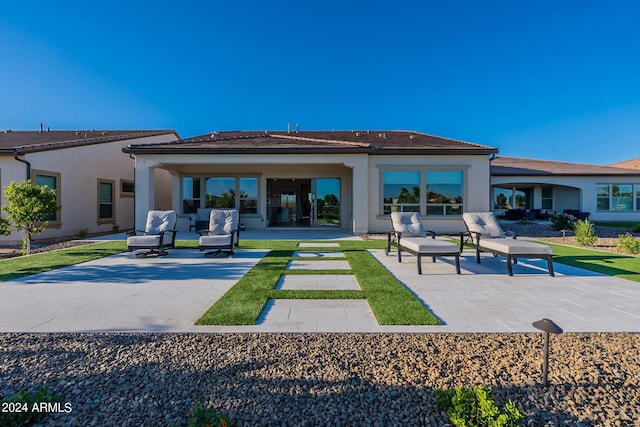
122,146,499,155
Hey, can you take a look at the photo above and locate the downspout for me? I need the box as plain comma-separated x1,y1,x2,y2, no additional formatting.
489,152,496,212
13,152,32,180
129,152,136,231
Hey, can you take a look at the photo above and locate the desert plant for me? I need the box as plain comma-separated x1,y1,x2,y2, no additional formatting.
112,223,120,233
1,180,60,255
616,233,640,254
75,228,88,239
550,213,576,232
434,386,523,427
187,399,230,427
573,219,598,246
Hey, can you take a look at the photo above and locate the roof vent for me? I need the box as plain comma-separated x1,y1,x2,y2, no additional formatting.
4,129,11,133
355,132,360,137
210,132,217,139
409,135,415,140
75,132,80,136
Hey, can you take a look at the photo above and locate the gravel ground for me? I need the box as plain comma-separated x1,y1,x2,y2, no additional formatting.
1,333,639,426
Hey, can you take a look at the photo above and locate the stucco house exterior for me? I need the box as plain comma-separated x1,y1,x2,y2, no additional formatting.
123,130,499,234
491,156,640,222
0,129,179,244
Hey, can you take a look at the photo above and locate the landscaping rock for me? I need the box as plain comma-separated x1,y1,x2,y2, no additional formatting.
1,333,638,426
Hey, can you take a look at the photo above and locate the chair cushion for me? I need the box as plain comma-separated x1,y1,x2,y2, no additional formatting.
391,212,425,237
478,238,552,255
208,209,239,235
199,235,233,246
145,210,177,234
462,212,505,238
400,237,460,255
127,235,161,248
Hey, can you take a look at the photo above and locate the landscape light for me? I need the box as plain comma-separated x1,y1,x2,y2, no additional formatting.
532,318,563,386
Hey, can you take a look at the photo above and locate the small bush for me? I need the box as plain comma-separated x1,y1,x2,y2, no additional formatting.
550,213,576,231
632,223,640,233
573,219,598,246
112,223,120,233
187,399,230,427
616,233,640,254
75,228,88,239
0,386,61,427
434,386,523,427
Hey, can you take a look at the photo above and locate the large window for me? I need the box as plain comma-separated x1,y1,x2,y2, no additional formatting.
33,170,60,223
182,176,258,215
597,184,638,211
383,170,420,214
425,170,463,216
382,169,464,216
541,187,553,210
97,179,115,222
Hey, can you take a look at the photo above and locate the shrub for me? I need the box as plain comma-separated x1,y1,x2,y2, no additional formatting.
550,213,576,232
434,386,523,427
632,223,640,233
187,399,230,427
75,228,88,239
616,233,640,254
0,386,61,427
573,219,598,246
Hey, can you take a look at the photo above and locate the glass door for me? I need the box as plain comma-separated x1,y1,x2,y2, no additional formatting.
313,178,341,227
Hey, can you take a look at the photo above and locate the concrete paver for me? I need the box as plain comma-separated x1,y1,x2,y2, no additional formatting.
276,274,361,290
286,260,351,270
292,251,345,258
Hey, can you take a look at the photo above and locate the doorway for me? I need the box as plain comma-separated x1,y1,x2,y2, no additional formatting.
267,178,341,228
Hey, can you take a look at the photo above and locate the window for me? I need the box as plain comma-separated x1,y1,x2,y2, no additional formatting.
425,170,463,216
182,176,259,214
98,179,115,222
494,187,512,209
541,187,553,210
383,170,420,214
182,177,201,214
33,170,60,223
597,184,639,211
239,177,258,214
120,180,134,198
205,177,236,208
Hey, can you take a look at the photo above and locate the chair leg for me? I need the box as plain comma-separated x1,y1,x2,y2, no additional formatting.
455,254,461,274
398,248,402,263
417,254,422,275
475,246,481,264
432,256,436,263
547,256,555,277
506,255,514,276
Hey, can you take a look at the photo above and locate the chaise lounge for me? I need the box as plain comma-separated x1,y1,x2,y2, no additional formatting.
386,212,461,274
461,212,554,276
126,210,177,257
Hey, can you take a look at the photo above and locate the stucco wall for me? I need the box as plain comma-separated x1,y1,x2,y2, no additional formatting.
0,133,177,244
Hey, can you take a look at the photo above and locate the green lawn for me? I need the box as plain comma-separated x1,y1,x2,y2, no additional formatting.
195,239,440,326
0,241,127,282
542,242,640,282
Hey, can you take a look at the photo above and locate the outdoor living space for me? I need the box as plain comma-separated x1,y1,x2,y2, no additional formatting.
1,229,639,333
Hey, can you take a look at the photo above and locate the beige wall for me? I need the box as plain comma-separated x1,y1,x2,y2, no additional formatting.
0,133,178,244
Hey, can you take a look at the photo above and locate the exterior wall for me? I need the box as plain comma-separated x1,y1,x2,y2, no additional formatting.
0,133,177,244
367,154,492,233
492,175,640,221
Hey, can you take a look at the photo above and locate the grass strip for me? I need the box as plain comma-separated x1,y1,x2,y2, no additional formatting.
0,241,127,282
542,242,640,283
344,248,440,325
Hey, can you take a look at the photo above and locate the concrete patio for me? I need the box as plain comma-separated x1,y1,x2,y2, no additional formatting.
0,238,639,333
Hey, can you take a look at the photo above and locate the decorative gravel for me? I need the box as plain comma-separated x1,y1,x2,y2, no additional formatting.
1,333,638,426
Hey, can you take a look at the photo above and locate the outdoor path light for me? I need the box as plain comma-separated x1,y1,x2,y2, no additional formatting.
532,318,563,386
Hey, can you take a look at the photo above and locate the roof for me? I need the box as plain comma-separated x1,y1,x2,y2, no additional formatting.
122,130,498,155
491,156,640,177
609,158,640,170
0,129,179,154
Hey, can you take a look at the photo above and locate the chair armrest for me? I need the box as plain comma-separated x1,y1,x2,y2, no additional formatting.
126,229,147,236
425,230,437,239
504,231,518,239
198,229,210,236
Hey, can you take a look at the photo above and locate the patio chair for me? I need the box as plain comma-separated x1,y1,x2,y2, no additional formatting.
461,212,554,276
385,212,461,274
126,210,177,257
198,209,240,257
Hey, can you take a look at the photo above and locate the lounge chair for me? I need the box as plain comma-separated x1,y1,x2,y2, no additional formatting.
199,209,240,257
126,210,177,257
386,212,461,274
461,212,554,276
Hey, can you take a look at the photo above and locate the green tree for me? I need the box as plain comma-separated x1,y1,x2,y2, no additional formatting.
1,180,60,255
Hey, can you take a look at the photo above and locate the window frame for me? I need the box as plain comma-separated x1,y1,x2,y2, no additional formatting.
31,169,62,228
97,178,116,224
181,175,260,216
120,179,135,198
597,183,639,211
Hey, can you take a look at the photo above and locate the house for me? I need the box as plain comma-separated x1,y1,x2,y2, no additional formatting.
123,130,498,234
491,156,640,222
0,128,180,244
610,158,640,170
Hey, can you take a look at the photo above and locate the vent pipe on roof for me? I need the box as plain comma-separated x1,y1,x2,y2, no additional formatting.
295,123,299,133
39,123,43,133
287,123,291,134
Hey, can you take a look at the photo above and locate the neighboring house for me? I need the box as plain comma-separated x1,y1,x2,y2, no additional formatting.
123,130,498,234
491,156,640,221
0,128,180,244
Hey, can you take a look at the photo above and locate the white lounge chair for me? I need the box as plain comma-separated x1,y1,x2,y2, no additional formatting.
461,212,554,276
126,210,177,257
386,212,461,274
198,209,240,257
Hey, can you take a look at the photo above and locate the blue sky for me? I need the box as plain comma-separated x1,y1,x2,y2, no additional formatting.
1,1,639,165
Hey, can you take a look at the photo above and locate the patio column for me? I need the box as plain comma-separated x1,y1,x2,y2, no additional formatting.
347,157,369,234
134,158,155,231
